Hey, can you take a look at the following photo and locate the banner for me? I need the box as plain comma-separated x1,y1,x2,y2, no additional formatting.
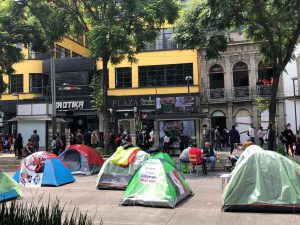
156,96,197,114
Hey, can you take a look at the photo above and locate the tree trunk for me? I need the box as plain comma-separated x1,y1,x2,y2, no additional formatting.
102,57,110,155
269,74,280,126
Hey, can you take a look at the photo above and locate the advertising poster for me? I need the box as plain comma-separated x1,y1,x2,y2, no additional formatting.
159,120,195,150
156,96,197,114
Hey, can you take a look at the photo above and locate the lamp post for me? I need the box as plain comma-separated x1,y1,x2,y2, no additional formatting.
60,83,69,120
185,76,193,112
292,77,298,132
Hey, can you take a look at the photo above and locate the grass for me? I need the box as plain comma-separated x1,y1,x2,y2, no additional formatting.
0,199,103,225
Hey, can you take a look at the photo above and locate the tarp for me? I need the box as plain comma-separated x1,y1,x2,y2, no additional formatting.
59,144,104,175
149,152,176,167
0,169,22,202
222,145,300,213
121,158,192,208
96,145,149,190
14,151,75,187
111,146,140,166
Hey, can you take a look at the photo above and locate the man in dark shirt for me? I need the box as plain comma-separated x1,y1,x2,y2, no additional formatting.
202,142,217,172
31,130,40,152
229,125,240,154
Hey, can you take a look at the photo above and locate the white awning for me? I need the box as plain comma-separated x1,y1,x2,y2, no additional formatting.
8,116,66,123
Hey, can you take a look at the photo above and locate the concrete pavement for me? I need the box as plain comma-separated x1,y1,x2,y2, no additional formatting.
6,172,300,225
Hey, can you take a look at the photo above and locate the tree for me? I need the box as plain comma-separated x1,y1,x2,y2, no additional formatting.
174,0,300,126
90,75,104,112
49,0,179,152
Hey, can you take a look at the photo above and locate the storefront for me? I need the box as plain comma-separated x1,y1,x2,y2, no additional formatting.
107,94,205,155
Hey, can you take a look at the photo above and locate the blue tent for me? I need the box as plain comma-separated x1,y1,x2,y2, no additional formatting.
14,152,75,187
0,169,22,202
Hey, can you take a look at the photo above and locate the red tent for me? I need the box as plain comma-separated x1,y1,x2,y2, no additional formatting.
59,144,104,175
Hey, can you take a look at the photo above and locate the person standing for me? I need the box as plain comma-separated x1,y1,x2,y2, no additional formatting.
163,134,171,154
0,134,3,155
15,133,23,159
202,124,211,147
75,129,83,144
267,124,275,151
148,129,155,148
214,126,223,151
229,125,240,154
31,130,40,152
108,130,116,154
91,129,99,148
222,127,230,147
256,126,266,147
248,124,255,143
282,123,295,155
84,130,91,146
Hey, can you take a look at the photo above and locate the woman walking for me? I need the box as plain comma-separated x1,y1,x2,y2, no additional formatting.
15,133,23,159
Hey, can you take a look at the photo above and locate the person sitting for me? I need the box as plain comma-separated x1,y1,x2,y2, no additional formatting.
202,142,217,172
189,144,207,175
24,138,33,156
229,144,243,167
179,146,191,163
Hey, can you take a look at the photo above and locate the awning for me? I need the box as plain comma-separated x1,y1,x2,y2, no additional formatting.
8,116,66,123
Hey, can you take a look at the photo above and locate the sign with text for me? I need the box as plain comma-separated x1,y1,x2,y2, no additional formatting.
156,96,197,114
56,101,84,110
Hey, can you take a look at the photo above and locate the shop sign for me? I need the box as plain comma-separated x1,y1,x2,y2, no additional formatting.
112,99,139,107
56,101,84,110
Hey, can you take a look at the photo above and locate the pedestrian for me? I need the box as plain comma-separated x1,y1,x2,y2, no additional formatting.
256,126,267,148
108,130,116,154
24,138,33,156
3,135,10,153
163,134,171,154
115,133,122,148
248,124,255,143
51,136,58,155
222,127,230,147
214,126,223,151
210,127,215,149
266,124,275,151
84,130,91,146
295,131,300,156
15,133,23,159
202,124,211,147
75,129,83,144
31,130,40,152
282,123,295,155
229,125,240,154
91,129,99,148
148,129,155,148
55,134,63,155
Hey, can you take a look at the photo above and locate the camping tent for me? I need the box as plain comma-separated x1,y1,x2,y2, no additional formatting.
14,151,75,187
96,145,149,190
121,158,192,208
0,169,22,202
222,145,300,212
149,152,176,167
59,144,104,175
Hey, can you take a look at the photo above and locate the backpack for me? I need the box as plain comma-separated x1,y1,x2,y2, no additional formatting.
247,131,250,136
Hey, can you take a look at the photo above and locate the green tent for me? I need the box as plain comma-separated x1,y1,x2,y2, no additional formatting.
121,158,192,208
149,152,176,167
0,169,22,202
222,145,300,213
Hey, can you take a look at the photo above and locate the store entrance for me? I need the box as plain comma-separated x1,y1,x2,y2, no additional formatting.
68,115,99,133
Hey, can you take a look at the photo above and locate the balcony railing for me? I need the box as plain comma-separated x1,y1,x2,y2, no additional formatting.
207,88,225,100
233,86,250,99
257,85,272,97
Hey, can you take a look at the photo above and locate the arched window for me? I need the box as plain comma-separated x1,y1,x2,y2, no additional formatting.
209,64,224,89
258,61,273,84
211,110,226,130
233,62,249,87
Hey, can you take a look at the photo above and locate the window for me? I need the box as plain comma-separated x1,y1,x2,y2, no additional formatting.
143,28,178,51
55,45,70,58
72,52,83,58
68,33,84,46
233,62,249,87
29,73,48,93
10,75,23,93
139,63,193,87
209,64,224,89
116,67,132,88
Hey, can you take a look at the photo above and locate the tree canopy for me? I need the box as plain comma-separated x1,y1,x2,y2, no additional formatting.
0,0,70,93
174,0,300,125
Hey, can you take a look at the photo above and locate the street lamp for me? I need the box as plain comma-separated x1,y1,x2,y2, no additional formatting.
292,77,298,132
185,76,193,112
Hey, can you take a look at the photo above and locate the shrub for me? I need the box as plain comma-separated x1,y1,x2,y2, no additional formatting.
0,199,102,225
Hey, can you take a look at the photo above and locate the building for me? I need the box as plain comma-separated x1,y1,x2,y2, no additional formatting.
200,33,285,143
283,45,300,133
0,35,96,149
102,27,205,153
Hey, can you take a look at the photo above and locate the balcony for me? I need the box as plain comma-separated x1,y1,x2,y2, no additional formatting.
257,85,272,97
232,86,250,100
206,88,226,101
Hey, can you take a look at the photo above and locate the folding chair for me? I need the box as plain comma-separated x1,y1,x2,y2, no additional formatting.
189,154,207,175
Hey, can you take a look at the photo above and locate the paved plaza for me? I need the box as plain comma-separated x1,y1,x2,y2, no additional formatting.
6,171,300,225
